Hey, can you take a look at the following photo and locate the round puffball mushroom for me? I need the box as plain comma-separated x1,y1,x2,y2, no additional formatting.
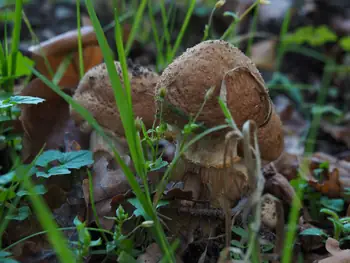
155,40,284,208
70,61,159,136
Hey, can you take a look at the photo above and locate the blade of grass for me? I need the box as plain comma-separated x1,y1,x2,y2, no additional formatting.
52,53,73,85
0,43,8,79
245,3,260,57
167,0,196,63
87,169,108,242
125,0,147,56
22,10,54,78
159,0,172,60
275,7,291,71
304,60,334,154
8,0,23,91
147,0,164,70
76,0,85,78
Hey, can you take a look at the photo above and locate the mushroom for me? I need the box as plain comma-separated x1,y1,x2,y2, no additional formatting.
70,61,159,229
70,61,159,137
155,40,284,244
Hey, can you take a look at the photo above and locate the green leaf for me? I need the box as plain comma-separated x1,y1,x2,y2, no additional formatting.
231,240,246,248
35,150,93,178
47,166,71,176
0,96,45,108
0,116,11,122
261,242,274,252
309,25,338,46
320,197,344,212
232,226,248,239
0,251,12,257
147,158,168,172
58,150,93,169
299,228,328,237
17,184,47,196
35,150,63,167
5,206,31,221
283,25,337,46
343,223,350,233
156,200,169,209
0,187,16,201
127,198,146,218
0,51,34,81
0,171,16,185
117,251,137,263
90,238,102,247
340,37,350,52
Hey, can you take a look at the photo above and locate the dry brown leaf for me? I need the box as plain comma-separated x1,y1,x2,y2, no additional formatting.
250,39,277,71
264,172,298,205
319,238,350,263
308,168,341,198
271,152,299,181
321,120,350,149
137,243,183,263
82,156,132,230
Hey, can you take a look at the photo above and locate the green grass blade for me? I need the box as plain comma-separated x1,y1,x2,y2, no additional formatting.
52,53,73,85
159,0,172,59
8,0,23,91
76,0,85,78
125,0,147,56
22,10,54,78
275,8,291,71
0,43,8,80
147,0,164,70
168,0,196,62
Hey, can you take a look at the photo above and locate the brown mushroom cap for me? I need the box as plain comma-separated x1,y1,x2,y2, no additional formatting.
156,39,271,133
70,61,159,136
257,107,284,161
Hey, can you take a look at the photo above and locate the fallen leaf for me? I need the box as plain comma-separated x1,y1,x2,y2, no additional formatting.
319,237,350,263
82,156,132,230
321,120,350,149
308,168,341,198
264,172,298,205
250,39,277,71
137,243,184,263
309,152,350,197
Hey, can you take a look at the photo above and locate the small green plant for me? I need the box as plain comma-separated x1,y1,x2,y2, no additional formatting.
230,226,274,262
33,149,93,178
300,210,350,245
72,216,102,262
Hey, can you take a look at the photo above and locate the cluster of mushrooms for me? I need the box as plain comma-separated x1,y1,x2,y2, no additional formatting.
70,40,284,229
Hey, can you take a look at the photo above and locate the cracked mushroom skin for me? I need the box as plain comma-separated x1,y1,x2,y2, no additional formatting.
70,61,159,135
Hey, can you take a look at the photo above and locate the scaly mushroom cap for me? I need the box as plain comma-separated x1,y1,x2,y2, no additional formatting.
70,61,159,136
156,39,271,133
